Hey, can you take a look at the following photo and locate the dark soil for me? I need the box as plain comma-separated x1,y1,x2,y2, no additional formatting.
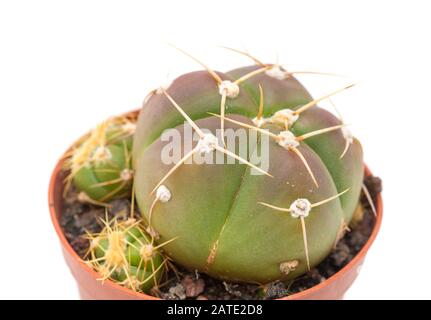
60,175,382,300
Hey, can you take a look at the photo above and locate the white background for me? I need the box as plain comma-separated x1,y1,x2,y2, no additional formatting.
1,0,430,300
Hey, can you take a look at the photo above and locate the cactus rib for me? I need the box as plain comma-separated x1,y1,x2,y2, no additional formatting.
258,189,350,271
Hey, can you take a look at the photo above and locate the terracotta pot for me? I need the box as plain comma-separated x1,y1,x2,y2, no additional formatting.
48,113,383,300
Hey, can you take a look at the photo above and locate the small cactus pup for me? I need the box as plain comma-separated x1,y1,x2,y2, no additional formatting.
132,48,365,284
85,217,171,293
64,115,137,206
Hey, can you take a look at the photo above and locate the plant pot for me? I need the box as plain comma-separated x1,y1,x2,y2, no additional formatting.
48,110,383,300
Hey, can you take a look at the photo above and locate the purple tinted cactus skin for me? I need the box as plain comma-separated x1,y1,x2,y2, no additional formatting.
132,63,363,284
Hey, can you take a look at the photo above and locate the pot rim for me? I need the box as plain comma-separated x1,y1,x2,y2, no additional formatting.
49,142,382,300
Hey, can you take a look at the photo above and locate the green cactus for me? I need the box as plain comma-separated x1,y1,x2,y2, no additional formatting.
86,217,168,293
131,49,364,285
64,115,136,205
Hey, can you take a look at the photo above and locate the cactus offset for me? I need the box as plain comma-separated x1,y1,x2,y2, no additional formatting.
132,48,364,284
64,115,136,205
85,216,169,293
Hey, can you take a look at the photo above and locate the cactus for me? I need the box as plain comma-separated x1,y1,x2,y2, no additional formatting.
85,216,170,293
131,48,365,285
64,115,136,205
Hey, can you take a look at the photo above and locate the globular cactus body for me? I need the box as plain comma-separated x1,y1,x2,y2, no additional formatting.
88,220,165,293
65,116,136,204
131,56,364,284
